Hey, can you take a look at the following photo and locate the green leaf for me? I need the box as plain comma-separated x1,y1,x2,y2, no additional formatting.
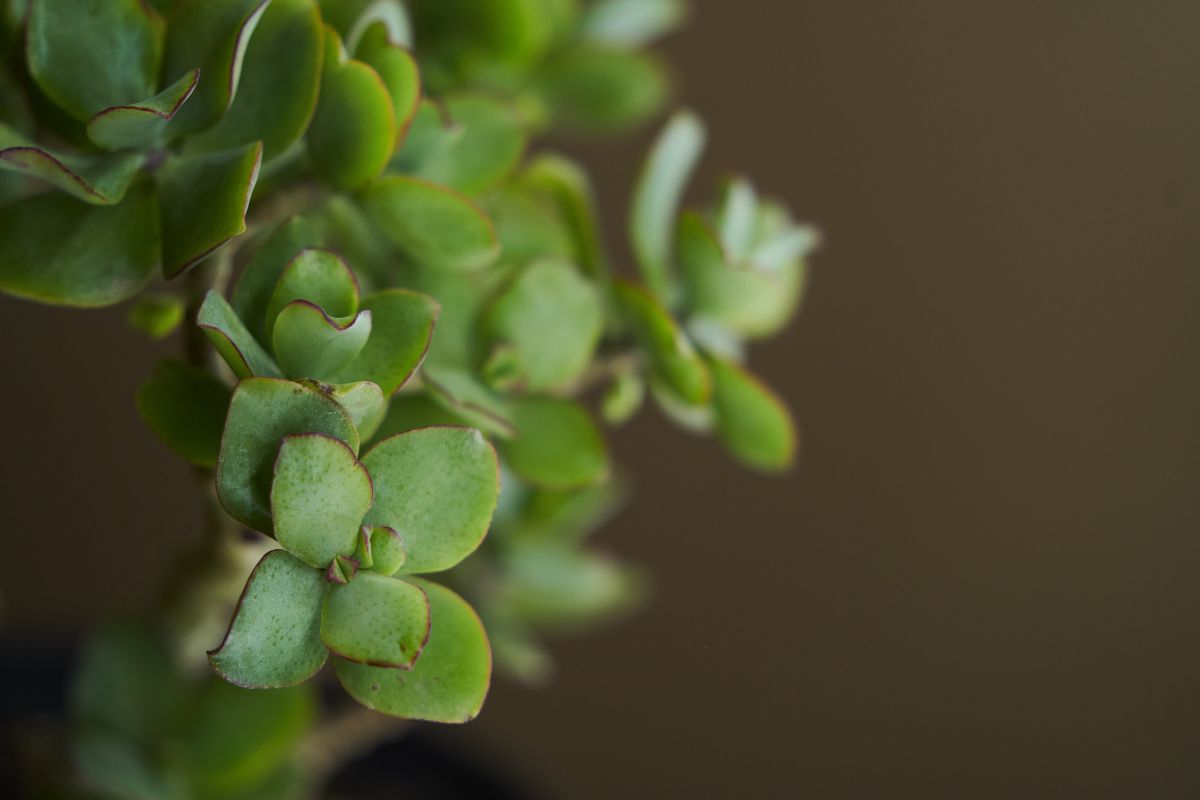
137,358,232,467
422,366,515,438
579,0,687,46
209,549,328,688
182,679,315,796
307,25,396,190
87,69,199,152
362,427,499,574
370,395,468,441
320,0,413,52
630,110,705,302
0,181,158,307
500,542,646,630
354,21,421,144
128,293,186,340
189,0,324,161
26,0,163,120
333,578,490,722
197,289,284,379
600,370,644,426
361,175,499,271
164,0,271,135
271,432,373,568
231,217,323,342
263,248,359,335
535,47,668,134
297,379,387,442
613,279,710,405
329,289,438,395
158,141,263,277
217,377,359,533
521,154,607,278
407,94,525,197
484,259,603,393
498,397,609,490
73,731,182,800
708,357,798,472
391,99,458,171
321,572,430,667
367,524,406,575
0,123,142,205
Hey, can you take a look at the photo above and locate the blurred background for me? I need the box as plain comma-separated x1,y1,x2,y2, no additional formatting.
3,0,1198,797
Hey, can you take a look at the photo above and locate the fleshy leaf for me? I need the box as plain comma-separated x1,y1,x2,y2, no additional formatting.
127,293,185,340
361,427,499,574
333,579,491,722
354,21,420,145
0,181,159,307
499,541,646,630
307,25,396,190
630,110,705,302
367,525,406,575
271,433,374,568
216,377,359,533
320,0,413,52
321,572,430,667
87,69,199,152
521,154,606,278
298,379,387,441
614,279,710,405
264,248,359,337
600,370,645,426
708,357,798,472
0,123,142,205
320,290,435,397
497,397,609,490
158,141,263,277
361,175,499,271
188,0,323,160
483,259,603,392
231,217,323,341
407,94,525,197
136,358,232,467
209,549,328,688
197,290,284,379
422,366,515,439
579,0,687,46
535,48,668,134
164,0,271,134
26,0,163,120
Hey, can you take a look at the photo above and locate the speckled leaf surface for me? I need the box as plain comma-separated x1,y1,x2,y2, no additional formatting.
361,427,499,574
87,69,199,152
271,433,373,568
197,290,284,379
27,0,164,120
328,289,438,395
708,357,797,472
321,572,430,667
137,358,232,467
614,279,710,405
217,377,359,533
333,579,490,722
273,303,371,381
497,396,609,490
231,217,322,342
158,141,262,277
264,248,359,337
407,94,525,197
298,379,386,441
0,181,158,307
0,123,143,204
209,550,328,688
366,525,406,575
361,176,498,271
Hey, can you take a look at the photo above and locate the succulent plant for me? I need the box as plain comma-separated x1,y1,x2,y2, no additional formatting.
0,0,816,764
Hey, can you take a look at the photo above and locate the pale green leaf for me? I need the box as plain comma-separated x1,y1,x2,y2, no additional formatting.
197,289,284,379
361,175,499,271
329,289,439,395
709,357,798,472
497,396,609,490
321,572,430,667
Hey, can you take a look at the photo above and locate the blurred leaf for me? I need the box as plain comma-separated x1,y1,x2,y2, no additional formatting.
319,0,413,51
422,366,516,438
321,572,430,667
486,614,554,686
209,549,328,687
164,0,271,134
329,288,439,394
264,248,360,340
613,279,710,405
579,0,686,47
355,21,421,145
333,579,490,722
708,357,797,471
484,259,603,392
362,427,499,574
190,0,324,160
87,69,199,152
501,542,646,630
630,110,704,302
73,731,182,800
521,154,606,278
137,358,232,467
392,98,459,171
407,94,525,196
361,175,499,271
198,289,284,379
0,123,142,205
216,377,359,532
498,396,609,490
485,183,574,268
272,433,373,568
297,379,387,441
0,181,159,307
26,0,163,120
600,370,644,426
231,217,322,342
371,394,469,440
514,477,629,543
128,293,185,340
307,25,396,190
158,142,262,277
535,47,668,134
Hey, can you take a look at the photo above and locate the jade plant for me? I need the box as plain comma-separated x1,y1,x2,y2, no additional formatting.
1,0,816,794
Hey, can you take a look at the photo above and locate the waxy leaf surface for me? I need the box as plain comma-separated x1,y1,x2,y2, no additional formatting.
321,572,430,667
198,290,284,379
231,217,322,341
329,289,438,395
362,176,499,271
407,94,525,197
87,69,199,152
0,123,142,204
264,248,359,336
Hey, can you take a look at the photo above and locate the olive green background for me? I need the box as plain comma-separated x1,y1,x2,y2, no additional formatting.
2,1,1198,797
